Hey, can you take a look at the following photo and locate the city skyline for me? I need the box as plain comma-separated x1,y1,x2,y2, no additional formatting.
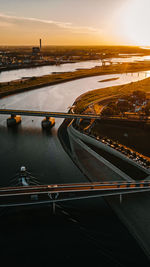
0,0,150,46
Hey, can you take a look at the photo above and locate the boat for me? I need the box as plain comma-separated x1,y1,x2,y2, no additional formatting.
10,166,40,187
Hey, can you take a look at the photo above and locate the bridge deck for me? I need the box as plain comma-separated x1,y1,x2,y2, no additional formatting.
0,109,101,119
0,181,150,207
0,109,149,122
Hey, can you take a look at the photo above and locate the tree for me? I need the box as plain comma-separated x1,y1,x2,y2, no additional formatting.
101,107,114,116
144,102,150,115
132,90,146,103
117,100,130,113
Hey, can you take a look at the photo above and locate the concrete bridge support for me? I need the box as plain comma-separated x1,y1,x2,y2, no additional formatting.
41,117,55,129
7,114,22,127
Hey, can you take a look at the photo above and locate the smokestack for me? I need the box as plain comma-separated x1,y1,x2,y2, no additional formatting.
40,39,42,49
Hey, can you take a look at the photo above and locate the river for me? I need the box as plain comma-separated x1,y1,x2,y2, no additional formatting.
0,71,150,186
0,61,150,266
1,54,150,83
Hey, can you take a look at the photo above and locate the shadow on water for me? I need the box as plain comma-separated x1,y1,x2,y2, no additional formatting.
0,130,149,265
0,198,150,267
41,127,53,137
6,123,55,137
7,124,21,135
1,65,150,265
0,121,86,187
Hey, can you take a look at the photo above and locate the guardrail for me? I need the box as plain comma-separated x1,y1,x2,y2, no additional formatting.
0,180,150,207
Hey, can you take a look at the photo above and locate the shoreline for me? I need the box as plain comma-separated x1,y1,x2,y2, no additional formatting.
62,81,150,260
0,51,147,73
1,60,150,98
57,117,150,261
74,75,150,113
0,60,78,73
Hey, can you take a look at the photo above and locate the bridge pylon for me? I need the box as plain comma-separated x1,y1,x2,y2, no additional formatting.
41,117,55,129
7,114,21,127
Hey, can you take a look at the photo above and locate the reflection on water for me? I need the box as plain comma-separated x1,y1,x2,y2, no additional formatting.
0,70,149,187
0,123,86,187
0,71,150,112
140,46,150,50
0,61,150,266
1,54,150,82
145,70,150,77
0,60,103,82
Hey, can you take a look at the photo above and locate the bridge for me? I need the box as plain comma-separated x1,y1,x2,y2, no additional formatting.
1,180,150,208
0,108,103,127
0,109,149,122
0,109,101,120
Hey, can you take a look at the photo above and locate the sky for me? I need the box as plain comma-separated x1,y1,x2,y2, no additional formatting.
0,0,150,46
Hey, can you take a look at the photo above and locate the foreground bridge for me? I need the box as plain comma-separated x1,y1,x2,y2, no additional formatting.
0,108,103,127
0,180,150,208
0,108,149,122
0,109,101,120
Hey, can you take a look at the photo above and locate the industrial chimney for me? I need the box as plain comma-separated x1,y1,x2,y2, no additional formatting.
40,39,42,49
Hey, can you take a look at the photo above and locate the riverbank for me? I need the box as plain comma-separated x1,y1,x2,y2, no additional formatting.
74,74,150,113
58,113,150,261
67,78,150,260
0,60,77,73
99,77,119,82
1,60,150,98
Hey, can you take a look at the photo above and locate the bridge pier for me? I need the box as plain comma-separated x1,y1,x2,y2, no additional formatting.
7,114,21,127
41,117,55,129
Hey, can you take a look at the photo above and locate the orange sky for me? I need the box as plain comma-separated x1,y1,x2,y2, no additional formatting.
0,0,150,46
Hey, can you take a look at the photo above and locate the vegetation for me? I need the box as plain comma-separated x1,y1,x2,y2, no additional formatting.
101,90,147,116
1,45,150,57
1,60,150,98
74,79,150,113
143,102,150,115
76,87,150,159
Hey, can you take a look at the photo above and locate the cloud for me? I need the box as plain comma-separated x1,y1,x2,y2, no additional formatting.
0,13,102,34
0,21,14,27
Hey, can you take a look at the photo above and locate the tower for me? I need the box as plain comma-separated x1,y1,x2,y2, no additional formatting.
40,39,42,49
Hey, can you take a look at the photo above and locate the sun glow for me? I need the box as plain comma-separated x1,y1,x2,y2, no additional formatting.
120,0,150,46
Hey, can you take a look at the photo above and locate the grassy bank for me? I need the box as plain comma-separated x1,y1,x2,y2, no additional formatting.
1,60,150,98
74,74,150,113
74,74,150,158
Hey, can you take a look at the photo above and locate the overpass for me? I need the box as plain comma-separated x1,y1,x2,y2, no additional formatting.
0,108,149,121
0,180,150,208
0,109,101,120
0,108,103,127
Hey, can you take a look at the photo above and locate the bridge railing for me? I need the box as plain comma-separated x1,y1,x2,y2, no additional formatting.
0,180,150,208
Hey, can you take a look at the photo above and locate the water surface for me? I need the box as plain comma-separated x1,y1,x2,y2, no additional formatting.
1,54,150,82
0,67,150,265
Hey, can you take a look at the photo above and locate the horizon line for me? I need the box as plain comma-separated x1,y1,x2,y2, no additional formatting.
0,44,143,47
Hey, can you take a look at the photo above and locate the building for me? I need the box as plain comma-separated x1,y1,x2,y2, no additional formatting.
32,47,40,55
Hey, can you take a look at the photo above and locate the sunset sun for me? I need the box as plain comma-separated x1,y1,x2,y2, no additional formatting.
121,0,150,46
